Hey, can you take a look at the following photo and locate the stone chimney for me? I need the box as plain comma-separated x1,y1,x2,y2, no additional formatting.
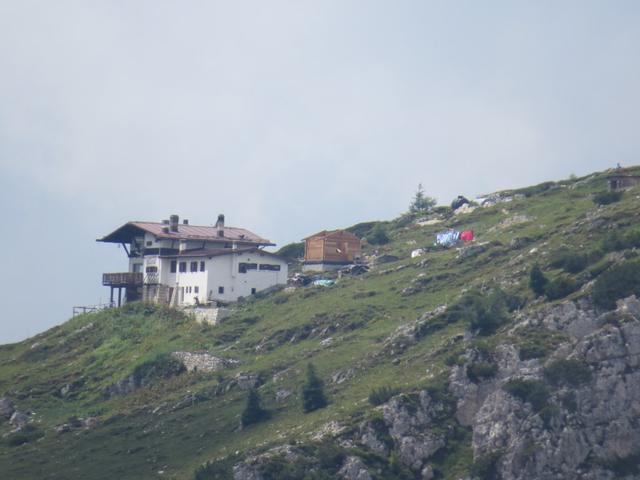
215,214,225,237
169,214,179,232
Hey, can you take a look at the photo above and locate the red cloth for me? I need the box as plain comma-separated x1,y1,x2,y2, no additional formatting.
460,230,474,242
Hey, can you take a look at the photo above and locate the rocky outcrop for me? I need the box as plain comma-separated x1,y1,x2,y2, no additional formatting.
381,306,447,356
9,411,29,429
0,397,14,419
338,456,372,480
171,351,240,372
452,296,640,480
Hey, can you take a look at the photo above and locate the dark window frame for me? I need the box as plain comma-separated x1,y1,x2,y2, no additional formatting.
179,261,187,273
170,260,177,273
200,261,205,272
190,261,198,272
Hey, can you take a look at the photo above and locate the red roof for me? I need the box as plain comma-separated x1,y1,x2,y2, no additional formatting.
98,221,274,246
159,247,284,259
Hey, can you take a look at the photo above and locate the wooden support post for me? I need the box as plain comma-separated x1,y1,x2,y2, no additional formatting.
118,287,122,307
110,286,114,306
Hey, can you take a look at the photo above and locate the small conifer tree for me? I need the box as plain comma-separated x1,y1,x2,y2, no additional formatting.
529,264,548,297
241,389,269,427
302,363,327,413
409,183,436,214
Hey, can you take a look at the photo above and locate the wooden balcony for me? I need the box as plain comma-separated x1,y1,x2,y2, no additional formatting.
102,272,143,286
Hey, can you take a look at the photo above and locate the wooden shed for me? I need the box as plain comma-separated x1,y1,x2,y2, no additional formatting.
303,230,362,271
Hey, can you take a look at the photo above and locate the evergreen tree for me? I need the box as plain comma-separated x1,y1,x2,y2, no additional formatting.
241,389,269,427
529,264,548,297
409,183,436,214
302,363,327,413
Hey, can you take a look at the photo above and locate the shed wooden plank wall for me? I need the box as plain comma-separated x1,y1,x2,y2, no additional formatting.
304,231,361,263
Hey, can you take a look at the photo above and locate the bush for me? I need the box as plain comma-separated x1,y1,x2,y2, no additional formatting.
544,276,579,300
470,450,503,480
518,343,548,360
466,362,498,383
593,190,623,205
592,261,640,310
366,224,390,245
529,265,548,297
302,363,328,413
503,378,549,412
544,359,592,387
241,389,270,427
275,242,305,262
369,386,400,406
132,353,186,388
548,248,589,274
5,425,44,447
445,289,509,336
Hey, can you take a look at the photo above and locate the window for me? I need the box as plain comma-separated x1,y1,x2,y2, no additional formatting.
194,286,199,294
145,266,158,273
186,286,191,293
179,261,187,273
238,262,258,273
146,241,153,246
218,286,224,294
170,261,177,273
200,261,205,272
251,288,257,295
190,261,198,272
259,264,281,271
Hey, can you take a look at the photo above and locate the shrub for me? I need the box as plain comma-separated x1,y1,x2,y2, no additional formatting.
241,389,270,427
275,242,305,262
132,353,186,388
368,386,400,406
466,362,498,383
518,343,548,360
366,224,390,245
445,289,509,336
602,452,640,476
302,363,328,413
592,261,640,310
529,265,548,297
548,248,589,274
5,425,44,447
503,378,549,412
593,190,623,205
470,450,503,480
544,359,592,387
544,276,579,300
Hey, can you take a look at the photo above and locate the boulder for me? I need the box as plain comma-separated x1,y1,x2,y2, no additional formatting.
9,411,29,429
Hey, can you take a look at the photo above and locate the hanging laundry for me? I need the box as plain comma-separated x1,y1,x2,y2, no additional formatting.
460,230,475,242
435,229,461,247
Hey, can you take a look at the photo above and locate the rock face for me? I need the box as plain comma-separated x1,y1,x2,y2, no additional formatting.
0,397,14,419
9,411,29,429
171,351,240,372
451,296,640,480
339,456,372,480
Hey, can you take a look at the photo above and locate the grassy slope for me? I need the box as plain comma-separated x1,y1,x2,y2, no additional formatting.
1,167,639,479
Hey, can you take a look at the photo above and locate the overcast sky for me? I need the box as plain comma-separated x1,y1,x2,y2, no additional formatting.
1,1,639,343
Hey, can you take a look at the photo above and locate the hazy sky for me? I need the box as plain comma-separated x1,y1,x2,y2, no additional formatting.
1,1,639,343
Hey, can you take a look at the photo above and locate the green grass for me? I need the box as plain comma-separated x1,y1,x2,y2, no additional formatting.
1,166,640,479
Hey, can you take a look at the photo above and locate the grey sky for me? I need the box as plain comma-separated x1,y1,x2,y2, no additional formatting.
1,1,639,343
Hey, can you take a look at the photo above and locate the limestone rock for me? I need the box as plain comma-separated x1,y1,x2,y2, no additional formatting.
338,456,372,480
0,397,14,419
171,351,240,372
9,411,29,429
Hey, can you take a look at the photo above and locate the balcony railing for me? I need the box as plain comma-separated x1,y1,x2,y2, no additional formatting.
102,272,143,286
144,272,160,285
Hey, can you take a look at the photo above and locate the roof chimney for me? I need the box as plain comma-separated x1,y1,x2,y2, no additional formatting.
183,219,189,225
216,214,225,237
169,214,179,232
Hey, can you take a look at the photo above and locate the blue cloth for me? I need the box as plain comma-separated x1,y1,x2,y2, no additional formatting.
435,230,461,247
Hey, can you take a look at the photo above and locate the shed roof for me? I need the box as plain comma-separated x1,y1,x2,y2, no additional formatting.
303,229,360,241
98,221,274,246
